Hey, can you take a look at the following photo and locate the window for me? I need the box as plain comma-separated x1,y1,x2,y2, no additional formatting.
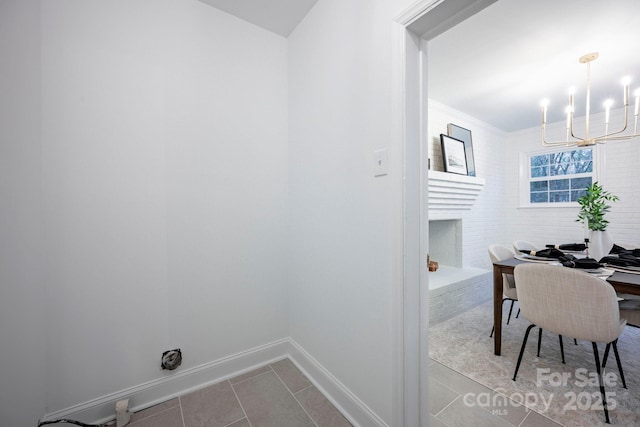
526,147,593,205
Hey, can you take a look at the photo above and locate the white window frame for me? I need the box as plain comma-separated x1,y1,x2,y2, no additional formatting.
519,145,603,208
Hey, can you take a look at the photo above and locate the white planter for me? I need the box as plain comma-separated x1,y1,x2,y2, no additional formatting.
589,230,614,261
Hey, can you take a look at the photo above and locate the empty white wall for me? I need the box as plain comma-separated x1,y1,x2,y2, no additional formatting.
0,0,47,425
39,0,288,413
287,0,412,423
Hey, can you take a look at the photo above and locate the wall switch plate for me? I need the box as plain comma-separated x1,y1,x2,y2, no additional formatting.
373,148,388,177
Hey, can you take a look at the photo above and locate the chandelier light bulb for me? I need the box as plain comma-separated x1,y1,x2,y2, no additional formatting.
604,99,614,124
565,105,572,129
540,99,549,124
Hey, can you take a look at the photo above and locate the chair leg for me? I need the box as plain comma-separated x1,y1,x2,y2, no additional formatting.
574,338,578,345
592,342,610,424
513,324,535,381
602,343,611,368
489,298,508,337
612,340,627,389
516,308,520,319
537,327,543,357
559,335,565,364
506,299,515,325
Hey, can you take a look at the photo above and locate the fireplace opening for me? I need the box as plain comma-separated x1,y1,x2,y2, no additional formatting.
428,219,462,268
427,218,492,325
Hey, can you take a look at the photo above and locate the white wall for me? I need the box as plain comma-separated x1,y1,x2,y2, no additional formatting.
503,112,640,247
0,1,47,425
287,0,413,423
39,0,288,413
428,101,508,269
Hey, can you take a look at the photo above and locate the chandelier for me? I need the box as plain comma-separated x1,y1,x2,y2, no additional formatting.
541,52,640,147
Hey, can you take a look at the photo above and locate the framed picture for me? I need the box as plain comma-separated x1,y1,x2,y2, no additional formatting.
440,134,468,175
447,123,476,176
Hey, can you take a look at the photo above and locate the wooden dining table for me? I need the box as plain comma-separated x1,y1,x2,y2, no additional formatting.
492,257,640,355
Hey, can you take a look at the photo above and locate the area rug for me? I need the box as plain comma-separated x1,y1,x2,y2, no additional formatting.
429,301,640,426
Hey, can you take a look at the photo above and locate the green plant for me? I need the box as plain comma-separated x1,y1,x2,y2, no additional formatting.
576,182,619,231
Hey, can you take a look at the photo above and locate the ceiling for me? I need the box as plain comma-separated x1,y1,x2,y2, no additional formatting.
198,0,640,133
197,0,319,37
428,0,640,132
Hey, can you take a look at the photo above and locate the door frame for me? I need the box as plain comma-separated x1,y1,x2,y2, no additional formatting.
391,1,497,425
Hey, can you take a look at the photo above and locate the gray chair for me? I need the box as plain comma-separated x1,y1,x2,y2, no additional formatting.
513,263,627,424
619,297,640,327
512,239,538,254
611,242,640,326
488,244,519,337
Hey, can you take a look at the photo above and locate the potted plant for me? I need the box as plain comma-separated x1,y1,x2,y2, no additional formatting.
576,181,619,260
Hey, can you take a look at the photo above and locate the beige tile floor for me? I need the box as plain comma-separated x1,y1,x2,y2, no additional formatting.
127,358,352,427
428,359,563,427
128,357,563,427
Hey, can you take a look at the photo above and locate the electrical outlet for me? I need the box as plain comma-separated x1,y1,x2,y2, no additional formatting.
161,348,182,370
115,399,131,427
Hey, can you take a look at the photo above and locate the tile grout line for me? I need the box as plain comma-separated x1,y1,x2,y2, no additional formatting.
294,383,315,395
129,404,182,426
270,364,320,427
433,394,462,418
230,368,273,386
178,396,186,427
222,416,250,427
229,379,254,427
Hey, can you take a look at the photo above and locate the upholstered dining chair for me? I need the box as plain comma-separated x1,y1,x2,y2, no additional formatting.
619,297,640,327
512,239,538,254
513,263,627,424
610,242,640,327
488,244,520,337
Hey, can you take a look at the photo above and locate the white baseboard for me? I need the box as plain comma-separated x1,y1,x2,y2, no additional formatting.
288,341,389,427
42,337,387,427
42,338,291,424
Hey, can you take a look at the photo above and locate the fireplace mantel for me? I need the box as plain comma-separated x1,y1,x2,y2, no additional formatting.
428,170,485,211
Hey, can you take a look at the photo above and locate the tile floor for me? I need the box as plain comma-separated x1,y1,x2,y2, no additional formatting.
428,359,563,427
127,357,563,427
127,358,352,427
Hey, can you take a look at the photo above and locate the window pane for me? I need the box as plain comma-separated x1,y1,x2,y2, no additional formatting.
550,179,570,190
531,166,548,177
571,148,592,162
531,192,548,203
530,181,548,191
531,155,549,167
550,164,569,176
550,191,570,202
574,161,593,173
551,152,570,164
571,189,587,201
571,177,592,189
